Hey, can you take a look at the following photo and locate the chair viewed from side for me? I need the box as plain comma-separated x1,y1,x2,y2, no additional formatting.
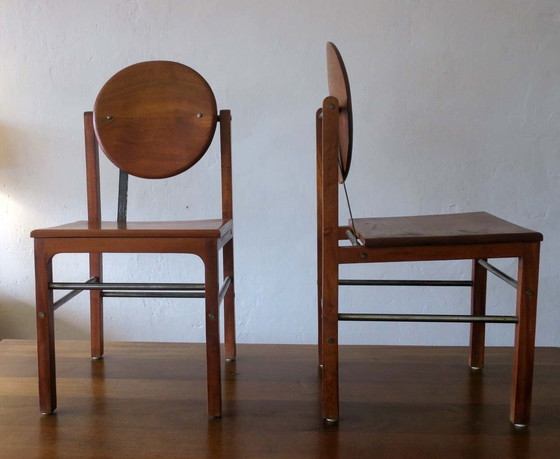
31,61,236,419
317,42,543,426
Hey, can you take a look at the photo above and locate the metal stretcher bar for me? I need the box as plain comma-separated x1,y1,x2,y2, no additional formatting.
338,313,518,323
339,279,473,287
50,282,205,291
52,277,97,311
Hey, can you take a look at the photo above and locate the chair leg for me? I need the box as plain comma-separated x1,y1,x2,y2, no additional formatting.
469,258,487,369
204,250,222,419
90,253,104,359
317,235,323,367
510,243,540,426
222,240,236,361
321,259,339,423
34,240,56,414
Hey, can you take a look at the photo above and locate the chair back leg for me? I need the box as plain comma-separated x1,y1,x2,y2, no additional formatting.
469,258,488,369
511,242,540,426
223,240,236,361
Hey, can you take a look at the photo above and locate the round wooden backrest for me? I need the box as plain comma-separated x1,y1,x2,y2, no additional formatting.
93,61,217,179
326,42,353,183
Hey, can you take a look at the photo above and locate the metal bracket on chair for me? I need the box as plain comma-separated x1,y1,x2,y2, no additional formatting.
477,260,518,289
338,313,518,323
218,277,232,305
117,169,129,223
339,279,473,287
52,277,98,311
345,229,359,247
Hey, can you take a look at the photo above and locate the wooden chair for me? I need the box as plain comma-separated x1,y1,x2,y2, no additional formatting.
317,43,543,426
31,61,236,419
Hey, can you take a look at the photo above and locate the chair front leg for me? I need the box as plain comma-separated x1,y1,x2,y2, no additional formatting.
510,243,540,427
204,248,222,419
317,233,324,367
469,258,487,369
90,252,104,359
222,239,236,361
34,239,57,414
321,257,339,423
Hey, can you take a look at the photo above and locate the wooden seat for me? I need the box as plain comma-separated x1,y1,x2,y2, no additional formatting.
317,43,542,427
31,61,236,419
353,212,542,248
31,219,232,239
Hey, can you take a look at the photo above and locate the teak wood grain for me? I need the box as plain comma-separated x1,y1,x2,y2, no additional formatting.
31,219,233,238
317,42,543,426
94,61,217,179
353,212,542,248
326,42,353,182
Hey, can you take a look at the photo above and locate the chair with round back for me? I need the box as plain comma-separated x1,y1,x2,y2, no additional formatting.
31,61,236,419
317,42,542,426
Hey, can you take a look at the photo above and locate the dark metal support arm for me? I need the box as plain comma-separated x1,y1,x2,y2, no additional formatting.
345,230,359,246
50,282,205,291
338,313,518,323
102,291,205,299
339,279,473,287
53,277,97,311
477,259,518,289
218,277,232,305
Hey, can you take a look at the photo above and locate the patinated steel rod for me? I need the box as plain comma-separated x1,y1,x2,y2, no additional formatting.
338,313,518,323
50,282,205,291
477,259,518,289
102,291,205,298
345,229,359,246
218,276,232,305
339,279,473,287
53,277,97,311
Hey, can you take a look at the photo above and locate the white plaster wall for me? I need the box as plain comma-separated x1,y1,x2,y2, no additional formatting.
0,0,558,347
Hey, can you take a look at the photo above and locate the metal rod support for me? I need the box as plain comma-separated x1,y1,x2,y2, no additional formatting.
339,279,473,287
53,277,97,311
117,169,129,223
345,230,359,246
218,276,232,305
338,313,518,323
477,260,518,289
50,282,205,291
103,292,205,298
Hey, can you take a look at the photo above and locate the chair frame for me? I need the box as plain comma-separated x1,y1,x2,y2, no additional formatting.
33,109,236,419
317,97,541,426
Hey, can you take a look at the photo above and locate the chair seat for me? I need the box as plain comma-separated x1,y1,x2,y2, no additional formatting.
352,212,542,248
31,219,232,239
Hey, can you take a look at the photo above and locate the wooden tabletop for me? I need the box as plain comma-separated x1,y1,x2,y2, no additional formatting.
0,340,558,458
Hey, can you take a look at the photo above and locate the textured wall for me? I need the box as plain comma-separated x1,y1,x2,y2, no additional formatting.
0,0,558,346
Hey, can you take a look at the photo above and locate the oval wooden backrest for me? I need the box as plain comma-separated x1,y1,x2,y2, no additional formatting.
326,42,353,183
93,61,217,179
